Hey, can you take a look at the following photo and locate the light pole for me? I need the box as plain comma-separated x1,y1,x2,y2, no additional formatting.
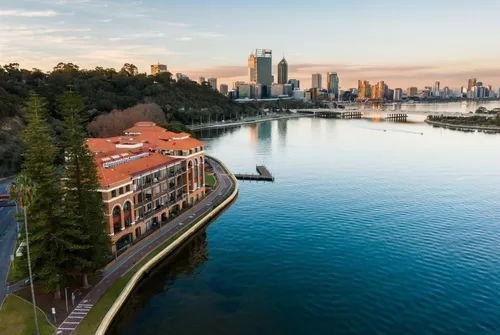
23,206,40,335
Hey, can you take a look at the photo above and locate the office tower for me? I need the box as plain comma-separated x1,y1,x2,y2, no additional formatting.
370,81,385,100
357,80,370,98
233,81,246,90
254,49,272,98
176,73,189,81
407,87,418,96
219,84,228,95
277,57,288,84
393,88,402,101
288,79,300,90
248,52,257,83
468,78,477,91
199,77,206,84
207,77,217,90
311,73,322,89
326,72,339,97
151,63,167,75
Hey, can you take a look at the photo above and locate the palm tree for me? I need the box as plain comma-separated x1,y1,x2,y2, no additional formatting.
9,174,39,335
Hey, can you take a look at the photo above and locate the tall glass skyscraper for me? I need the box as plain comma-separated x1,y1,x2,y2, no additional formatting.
277,57,288,85
327,72,339,97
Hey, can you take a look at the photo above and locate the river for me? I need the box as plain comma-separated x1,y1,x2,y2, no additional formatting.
108,102,500,335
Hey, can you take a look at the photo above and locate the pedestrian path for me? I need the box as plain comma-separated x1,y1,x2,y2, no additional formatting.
55,302,93,333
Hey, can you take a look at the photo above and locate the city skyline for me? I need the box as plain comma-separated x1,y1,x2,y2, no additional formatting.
1,0,500,89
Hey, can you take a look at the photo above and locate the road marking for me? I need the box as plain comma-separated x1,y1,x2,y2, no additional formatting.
67,316,84,319
58,327,76,330
70,312,87,315
62,321,80,324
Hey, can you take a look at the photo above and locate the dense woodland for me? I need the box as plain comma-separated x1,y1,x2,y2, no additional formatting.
0,62,311,177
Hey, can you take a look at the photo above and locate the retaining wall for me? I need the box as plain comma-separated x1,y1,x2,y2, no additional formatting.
95,156,238,335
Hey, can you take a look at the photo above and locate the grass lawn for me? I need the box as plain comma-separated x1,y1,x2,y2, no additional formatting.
0,295,55,335
7,254,27,283
205,174,216,187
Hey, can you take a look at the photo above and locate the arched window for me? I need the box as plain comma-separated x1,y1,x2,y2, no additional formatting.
123,201,131,212
188,160,193,168
194,158,198,166
113,206,121,217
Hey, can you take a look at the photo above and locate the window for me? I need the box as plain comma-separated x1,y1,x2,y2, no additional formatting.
111,190,116,198
137,193,143,203
154,171,160,180
162,182,167,192
155,199,161,209
112,206,120,217
119,187,124,195
126,185,130,192
154,185,160,195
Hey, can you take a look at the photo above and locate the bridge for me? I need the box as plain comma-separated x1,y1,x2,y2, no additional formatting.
291,108,462,119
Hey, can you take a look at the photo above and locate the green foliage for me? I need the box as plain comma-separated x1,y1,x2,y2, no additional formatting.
14,92,75,296
0,62,312,177
58,92,111,280
0,295,55,335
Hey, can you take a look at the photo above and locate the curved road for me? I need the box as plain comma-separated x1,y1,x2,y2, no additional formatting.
0,179,18,307
55,157,234,335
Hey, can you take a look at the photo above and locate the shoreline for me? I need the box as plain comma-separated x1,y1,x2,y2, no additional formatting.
94,155,239,335
189,114,306,131
425,119,500,132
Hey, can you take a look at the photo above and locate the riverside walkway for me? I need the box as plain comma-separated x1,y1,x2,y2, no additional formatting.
54,157,234,335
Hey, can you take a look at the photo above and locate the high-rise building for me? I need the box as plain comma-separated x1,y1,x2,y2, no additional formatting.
198,77,206,84
443,86,450,98
357,80,370,99
233,81,246,90
326,72,339,97
468,78,477,91
248,53,256,83
219,84,228,95
151,63,167,75
311,73,322,89
176,73,189,81
434,81,440,97
393,88,403,101
255,49,272,85
370,81,385,100
277,57,288,84
271,84,284,97
207,77,217,90
288,79,300,90
407,87,418,97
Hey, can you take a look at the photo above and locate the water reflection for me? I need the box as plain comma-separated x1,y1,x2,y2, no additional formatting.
108,229,209,335
277,118,288,147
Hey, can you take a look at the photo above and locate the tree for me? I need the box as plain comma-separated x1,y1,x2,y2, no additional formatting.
58,92,110,288
20,91,73,299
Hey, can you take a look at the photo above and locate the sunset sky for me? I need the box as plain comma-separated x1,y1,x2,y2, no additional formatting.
1,0,500,89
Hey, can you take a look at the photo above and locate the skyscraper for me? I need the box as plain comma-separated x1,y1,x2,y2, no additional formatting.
248,53,256,83
358,80,370,98
208,77,217,90
326,72,339,97
255,49,272,85
198,77,206,84
151,63,167,75
312,73,322,89
219,84,228,95
393,88,403,101
277,57,288,84
468,78,477,91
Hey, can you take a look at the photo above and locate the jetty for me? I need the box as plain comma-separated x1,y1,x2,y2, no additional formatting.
234,165,275,182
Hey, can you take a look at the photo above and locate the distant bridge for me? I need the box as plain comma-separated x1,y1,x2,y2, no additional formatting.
291,108,462,119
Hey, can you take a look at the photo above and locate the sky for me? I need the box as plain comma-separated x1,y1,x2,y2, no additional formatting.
1,0,500,90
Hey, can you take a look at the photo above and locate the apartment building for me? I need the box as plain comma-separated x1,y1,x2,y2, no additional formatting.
87,122,206,254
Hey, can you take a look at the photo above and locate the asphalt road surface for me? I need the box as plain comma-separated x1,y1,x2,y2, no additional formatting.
55,157,234,335
0,179,17,306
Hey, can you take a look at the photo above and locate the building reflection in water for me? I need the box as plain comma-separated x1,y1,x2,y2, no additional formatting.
277,118,287,147
108,229,209,334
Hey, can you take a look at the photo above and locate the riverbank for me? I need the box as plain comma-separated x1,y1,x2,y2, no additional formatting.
188,113,306,131
59,156,239,335
425,119,500,132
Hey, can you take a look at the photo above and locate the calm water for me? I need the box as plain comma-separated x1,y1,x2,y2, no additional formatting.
109,102,500,335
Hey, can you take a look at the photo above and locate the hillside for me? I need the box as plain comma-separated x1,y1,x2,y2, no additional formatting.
0,62,309,177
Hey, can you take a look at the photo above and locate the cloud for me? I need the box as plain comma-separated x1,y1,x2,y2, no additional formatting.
99,19,112,23
0,9,58,17
176,37,192,41
165,22,193,27
193,32,224,38
108,32,165,42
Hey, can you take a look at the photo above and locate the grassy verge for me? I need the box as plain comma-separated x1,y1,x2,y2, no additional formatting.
205,174,216,187
0,295,55,335
7,240,27,283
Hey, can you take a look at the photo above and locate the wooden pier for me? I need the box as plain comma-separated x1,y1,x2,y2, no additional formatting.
234,165,275,182
342,111,362,119
385,113,408,121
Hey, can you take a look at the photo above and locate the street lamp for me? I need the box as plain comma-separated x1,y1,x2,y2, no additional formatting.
8,179,40,335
